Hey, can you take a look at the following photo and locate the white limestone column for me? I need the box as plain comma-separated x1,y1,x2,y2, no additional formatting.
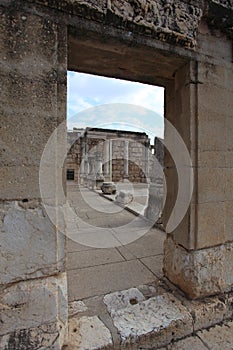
104,140,110,179
109,140,113,181
124,139,129,179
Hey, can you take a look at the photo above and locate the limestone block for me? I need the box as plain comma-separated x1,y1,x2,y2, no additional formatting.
198,150,226,168
226,116,233,151
101,182,116,194
115,191,133,205
0,322,64,350
104,291,193,348
198,62,233,91
225,168,233,200
68,301,88,318
145,180,164,222
182,296,228,331
197,321,233,350
195,201,225,249
67,316,113,350
0,201,65,285
168,335,207,350
198,168,227,203
103,288,145,313
225,201,233,242
0,7,66,200
198,84,232,119
0,273,67,340
164,237,233,298
198,110,227,151
197,22,232,62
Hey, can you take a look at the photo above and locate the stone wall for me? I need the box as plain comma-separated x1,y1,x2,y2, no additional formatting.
1,0,233,348
0,1,68,348
66,127,152,184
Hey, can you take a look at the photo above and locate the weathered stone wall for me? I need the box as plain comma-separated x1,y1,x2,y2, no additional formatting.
1,0,233,347
66,127,151,184
0,1,68,348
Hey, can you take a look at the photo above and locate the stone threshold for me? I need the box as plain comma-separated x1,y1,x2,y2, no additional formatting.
64,283,233,349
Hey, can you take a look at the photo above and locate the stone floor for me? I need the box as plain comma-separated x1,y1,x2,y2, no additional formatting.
66,182,165,301
65,183,233,349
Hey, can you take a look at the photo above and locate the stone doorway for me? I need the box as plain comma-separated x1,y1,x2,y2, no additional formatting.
65,71,166,309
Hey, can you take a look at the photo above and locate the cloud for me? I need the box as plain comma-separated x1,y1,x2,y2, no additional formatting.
67,72,164,139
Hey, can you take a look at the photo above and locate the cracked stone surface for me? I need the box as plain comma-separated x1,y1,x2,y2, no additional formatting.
0,273,67,347
103,288,145,313
67,316,113,350
0,201,65,285
104,291,193,348
68,301,88,318
0,322,64,350
197,321,233,350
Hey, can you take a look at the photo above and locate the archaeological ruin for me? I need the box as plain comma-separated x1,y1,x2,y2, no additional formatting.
66,127,158,184
0,0,233,349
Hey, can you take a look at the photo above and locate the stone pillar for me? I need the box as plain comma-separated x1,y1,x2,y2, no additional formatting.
109,140,113,182
123,139,129,180
104,140,110,181
144,142,150,182
95,153,104,189
145,139,164,223
0,4,68,348
79,143,85,185
87,155,96,189
164,56,233,298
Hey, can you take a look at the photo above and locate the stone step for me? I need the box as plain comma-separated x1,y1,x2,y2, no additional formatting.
64,286,233,349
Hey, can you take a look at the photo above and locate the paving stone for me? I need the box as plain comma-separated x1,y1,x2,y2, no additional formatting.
104,292,193,348
68,260,156,301
117,228,165,259
140,255,164,278
168,336,208,349
67,238,94,253
197,321,233,350
67,316,113,350
67,248,124,270
182,296,228,331
103,288,145,313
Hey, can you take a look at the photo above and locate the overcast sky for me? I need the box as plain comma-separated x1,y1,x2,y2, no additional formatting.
67,71,164,140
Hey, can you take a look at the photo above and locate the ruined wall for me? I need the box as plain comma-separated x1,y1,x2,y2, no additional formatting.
0,0,233,348
0,1,68,348
66,128,151,184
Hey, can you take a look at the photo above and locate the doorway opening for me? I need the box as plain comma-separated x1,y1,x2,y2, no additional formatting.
65,71,166,305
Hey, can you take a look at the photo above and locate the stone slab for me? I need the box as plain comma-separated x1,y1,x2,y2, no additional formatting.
197,321,233,350
117,229,165,259
164,237,233,298
68,301,88,318
67,316,113,350
0,322,65,350
68,260,156,301
168,335,208,349
0,201,65,285
140,255,164,278
182,296,228,332
0,273,67,338
67,248,124,270
103,288,145,313
104,291,193,348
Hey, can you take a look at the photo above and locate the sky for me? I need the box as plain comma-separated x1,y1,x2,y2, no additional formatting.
67,71,164,140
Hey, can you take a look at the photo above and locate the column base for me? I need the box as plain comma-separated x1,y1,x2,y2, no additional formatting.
164,237,233,299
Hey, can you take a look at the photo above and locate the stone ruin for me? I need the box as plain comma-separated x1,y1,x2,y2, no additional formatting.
0,0,232,348
66,127,153,185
